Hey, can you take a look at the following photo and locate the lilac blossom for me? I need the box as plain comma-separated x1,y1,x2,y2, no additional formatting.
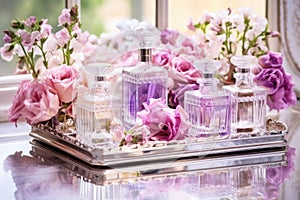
24,16,37,27
58,8,72,26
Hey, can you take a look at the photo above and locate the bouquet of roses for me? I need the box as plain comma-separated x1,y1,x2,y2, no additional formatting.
0,5,98,130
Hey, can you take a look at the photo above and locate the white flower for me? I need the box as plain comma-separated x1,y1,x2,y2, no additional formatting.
229,11,245,32
199,10,213,24
250,16,268,35
239,7,253,18
43,34,58,52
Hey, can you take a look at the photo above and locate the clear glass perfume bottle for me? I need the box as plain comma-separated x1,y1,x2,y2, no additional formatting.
122,47,168,129
223,55,266,136
184,59,231,137
75,63,114,147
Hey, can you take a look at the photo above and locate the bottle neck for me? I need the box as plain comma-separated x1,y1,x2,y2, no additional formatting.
139,48,151,64
234,68,254,87
198,76,218,94
90,81,110,95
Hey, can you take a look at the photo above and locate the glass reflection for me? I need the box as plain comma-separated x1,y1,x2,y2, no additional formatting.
4,144,294,200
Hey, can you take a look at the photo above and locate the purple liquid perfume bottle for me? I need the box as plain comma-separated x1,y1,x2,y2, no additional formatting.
223,56,266,136
184,59,231,138
122,49,168,129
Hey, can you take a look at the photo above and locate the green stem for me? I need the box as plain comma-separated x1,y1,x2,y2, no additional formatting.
62,48,66,64
37,42,48,69
242,19,250,55
224,23,231,56
19,43,38,79
66,40,71,65
244,31,266,55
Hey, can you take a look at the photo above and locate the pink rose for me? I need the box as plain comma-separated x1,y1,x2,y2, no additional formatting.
152,50,172,67
9,80,60,125
137,98,188,141
170,56,202,84
45,65,79,103
168,83,199,108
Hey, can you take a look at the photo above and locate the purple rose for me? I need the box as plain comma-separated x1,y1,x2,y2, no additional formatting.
137,98,189,141
266,72,297,111
254,68,284,94
258,51,283,68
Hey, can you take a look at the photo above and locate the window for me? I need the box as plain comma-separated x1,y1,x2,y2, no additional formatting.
0,0,266,76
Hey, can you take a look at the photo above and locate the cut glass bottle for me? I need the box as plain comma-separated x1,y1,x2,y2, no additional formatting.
223,55,267,136
75,63,114,147
184,59,231,137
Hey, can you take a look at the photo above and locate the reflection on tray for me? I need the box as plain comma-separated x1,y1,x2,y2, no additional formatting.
29,140,287,200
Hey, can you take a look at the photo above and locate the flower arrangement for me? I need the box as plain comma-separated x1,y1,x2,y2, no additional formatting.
187,8,275,82
1,5,98,129
187,7,297,111
1,6,297,145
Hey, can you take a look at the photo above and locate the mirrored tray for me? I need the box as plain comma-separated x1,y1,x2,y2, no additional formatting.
30,138,287,186
29,119,288,167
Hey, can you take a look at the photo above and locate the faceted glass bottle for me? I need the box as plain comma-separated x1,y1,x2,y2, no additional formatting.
184,60,231,137
122,48,168,129
223,55,266,136
75,63,114,147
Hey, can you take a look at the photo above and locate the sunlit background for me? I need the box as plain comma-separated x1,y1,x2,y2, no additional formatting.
0,0,266,75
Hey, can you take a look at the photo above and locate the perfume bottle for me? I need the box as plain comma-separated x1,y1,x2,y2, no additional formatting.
122,47,168,129
122,26,168,129
223,55,266,136
184,59,231,137
75,63,114,147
